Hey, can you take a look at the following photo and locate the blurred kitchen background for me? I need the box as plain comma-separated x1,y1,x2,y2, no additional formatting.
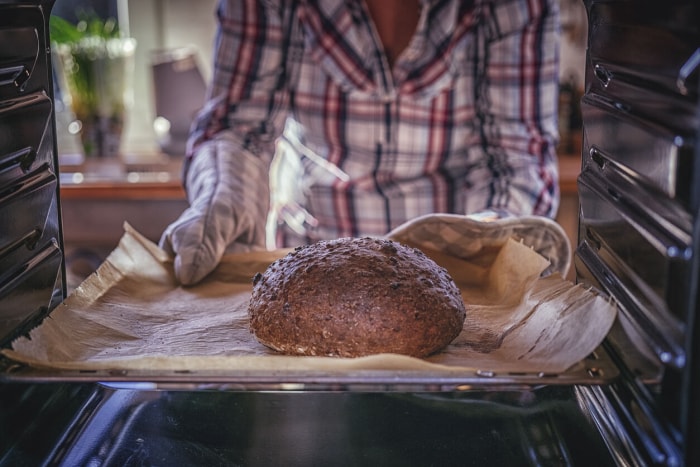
51,0,588,289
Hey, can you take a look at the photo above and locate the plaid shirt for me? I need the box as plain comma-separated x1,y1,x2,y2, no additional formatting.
188,0,561,247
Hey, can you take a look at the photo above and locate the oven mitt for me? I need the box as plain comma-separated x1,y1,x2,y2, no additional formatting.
387,211,572,277
159,135,270,285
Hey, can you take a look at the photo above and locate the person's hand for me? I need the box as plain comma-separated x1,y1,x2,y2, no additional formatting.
159,136,269,285
388,211,571,277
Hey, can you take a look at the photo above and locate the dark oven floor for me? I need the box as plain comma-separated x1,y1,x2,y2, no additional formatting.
0,383,615,466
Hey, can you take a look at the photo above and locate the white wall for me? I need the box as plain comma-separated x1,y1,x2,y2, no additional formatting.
123,0,217,155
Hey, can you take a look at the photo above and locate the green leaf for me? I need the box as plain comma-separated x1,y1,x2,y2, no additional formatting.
49,13,121,44
49,15,83,44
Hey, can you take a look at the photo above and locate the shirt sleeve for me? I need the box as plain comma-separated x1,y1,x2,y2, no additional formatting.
464,0,561,218
185,0,292,179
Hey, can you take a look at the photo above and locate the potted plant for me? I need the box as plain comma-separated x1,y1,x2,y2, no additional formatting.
50,15,136,158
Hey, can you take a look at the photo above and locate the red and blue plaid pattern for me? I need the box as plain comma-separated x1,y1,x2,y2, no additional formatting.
187,0,561,248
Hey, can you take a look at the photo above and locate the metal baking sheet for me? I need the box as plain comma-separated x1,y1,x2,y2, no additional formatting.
0,343,619,391
1,219,623,391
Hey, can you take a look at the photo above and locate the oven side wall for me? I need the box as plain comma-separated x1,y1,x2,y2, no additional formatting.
0,0,64,347
576,0,700,464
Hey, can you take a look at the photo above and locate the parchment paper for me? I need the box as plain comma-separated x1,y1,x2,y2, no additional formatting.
3,220,617,374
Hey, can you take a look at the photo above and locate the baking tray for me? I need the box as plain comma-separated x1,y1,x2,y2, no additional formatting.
0,218,628,392
0,343,621,391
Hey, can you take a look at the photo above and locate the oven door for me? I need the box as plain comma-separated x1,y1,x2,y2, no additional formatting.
0,382,617,467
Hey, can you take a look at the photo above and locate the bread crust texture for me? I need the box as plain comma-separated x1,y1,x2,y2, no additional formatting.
248,237,466,358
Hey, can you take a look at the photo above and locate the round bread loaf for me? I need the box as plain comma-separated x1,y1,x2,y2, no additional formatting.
248,237,466,358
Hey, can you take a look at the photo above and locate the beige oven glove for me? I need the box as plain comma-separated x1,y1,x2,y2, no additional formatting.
387,211,572,278
159,135,270,285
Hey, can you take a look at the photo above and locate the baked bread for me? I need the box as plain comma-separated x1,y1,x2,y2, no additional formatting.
248,237,466,358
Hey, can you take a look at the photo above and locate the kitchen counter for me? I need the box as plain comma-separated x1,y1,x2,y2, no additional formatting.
555,154,582,281
59,156,187,244
59,155,582,195
58,156,188,289
60,158,185,201
58,154,581,232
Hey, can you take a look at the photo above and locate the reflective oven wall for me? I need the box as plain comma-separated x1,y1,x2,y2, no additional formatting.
576,0,700,464
0,0,64,347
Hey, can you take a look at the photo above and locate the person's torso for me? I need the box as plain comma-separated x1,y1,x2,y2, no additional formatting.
274,0,484,245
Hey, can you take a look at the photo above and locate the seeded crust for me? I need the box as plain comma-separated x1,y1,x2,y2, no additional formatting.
248,237,466,358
